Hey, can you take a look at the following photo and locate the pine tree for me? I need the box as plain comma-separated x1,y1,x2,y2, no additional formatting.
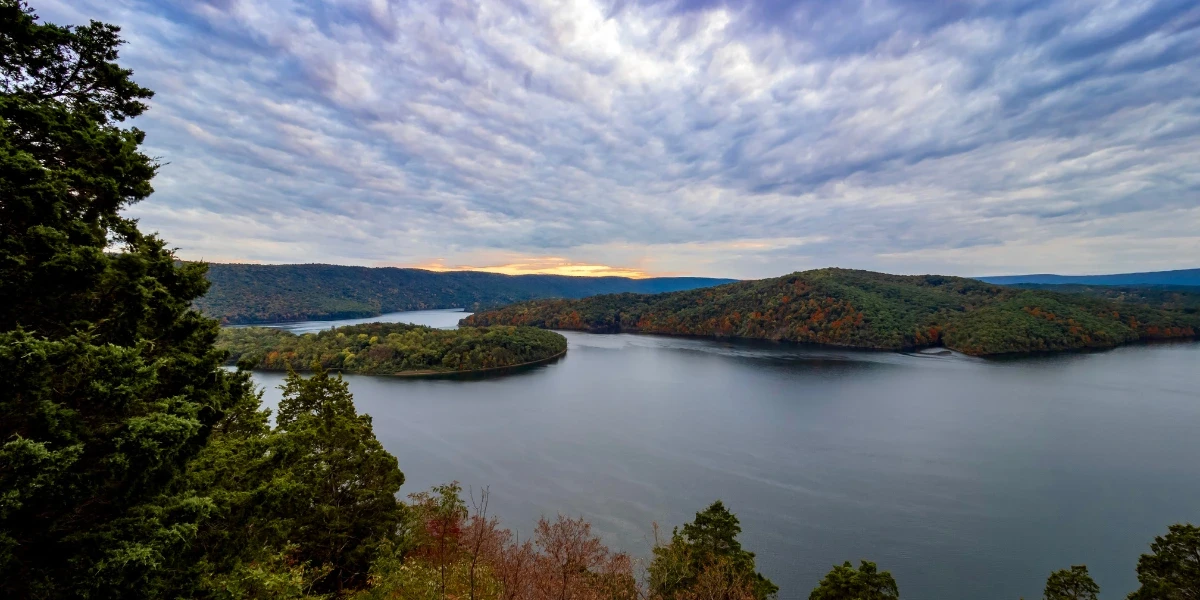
0,2,251,596
649,501,778,600
808,561,899,600
271,367,406,593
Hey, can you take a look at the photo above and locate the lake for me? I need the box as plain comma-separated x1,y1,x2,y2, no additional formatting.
242,308,470,333
249,311,1200,599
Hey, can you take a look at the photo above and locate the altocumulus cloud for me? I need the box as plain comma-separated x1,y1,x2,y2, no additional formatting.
38,0,1200,278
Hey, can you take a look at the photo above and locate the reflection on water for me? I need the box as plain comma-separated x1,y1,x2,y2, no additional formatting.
242,308,471,333
248,313,1200,600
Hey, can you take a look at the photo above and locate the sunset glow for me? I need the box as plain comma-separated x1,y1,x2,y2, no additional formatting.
412,258,652,279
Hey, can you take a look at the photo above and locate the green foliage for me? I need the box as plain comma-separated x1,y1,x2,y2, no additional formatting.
172,383,282,598
353,555,502,600
650,501,778,600
1015,284,1200,315
179,368,407,597
465,269,1200,356
1128,524,1200,600
217,322,567,374
199,544,332,600
273,367,406,592
1043,565,1099,600
0,2,252,597
195,262,734,325
808,561,899,600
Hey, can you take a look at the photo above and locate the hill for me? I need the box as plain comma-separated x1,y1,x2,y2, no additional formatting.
217,322,567,374
462,269,1200,356
979,268,1200,286
195,262,735,324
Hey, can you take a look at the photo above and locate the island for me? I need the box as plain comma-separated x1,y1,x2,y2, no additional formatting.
462,268,1200,356
217,322,568,375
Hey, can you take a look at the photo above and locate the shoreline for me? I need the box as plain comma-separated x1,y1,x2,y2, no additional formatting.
221,307,470,328
245,348,568,378
503,325,1199,358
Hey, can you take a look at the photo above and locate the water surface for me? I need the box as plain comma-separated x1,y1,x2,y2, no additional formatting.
249,312,1200,599
246,308,469,333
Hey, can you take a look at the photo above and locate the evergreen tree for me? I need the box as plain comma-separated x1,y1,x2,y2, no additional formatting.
172,367,406,598
1128,524,1200,600
271,367,406,593
0,1,251,596
1043,565,1099,600
649,501,778,600
808,561,899,600
173,385,289,598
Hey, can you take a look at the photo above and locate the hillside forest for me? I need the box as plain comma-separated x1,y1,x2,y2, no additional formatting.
218,323,567,374
463,269,1200,355
195,263,734,325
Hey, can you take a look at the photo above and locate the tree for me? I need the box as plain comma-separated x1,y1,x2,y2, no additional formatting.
405,481,470,600
171,379,314,599
0,1,252,597
808,561,899,600
1043,565,1099,600
649,501,778,600
674,558,760,600
532,514,637,600
1128,524,1200,600
271,367,406,594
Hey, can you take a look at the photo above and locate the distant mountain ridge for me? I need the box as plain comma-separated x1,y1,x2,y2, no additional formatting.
979,268,1200,286
463,268,1200,356
195,262,735,324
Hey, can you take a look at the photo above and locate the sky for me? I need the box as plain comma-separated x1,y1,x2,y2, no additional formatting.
40,0,1200,279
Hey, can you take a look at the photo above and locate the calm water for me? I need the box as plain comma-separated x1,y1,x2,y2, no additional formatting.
249,312,1200,600
247,308,469,333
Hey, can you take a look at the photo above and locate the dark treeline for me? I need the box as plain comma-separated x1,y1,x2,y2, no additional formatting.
195,262,735,325
218,323,567,374
2,4,1198,600
1013,284,1200,314
464,269,1200,356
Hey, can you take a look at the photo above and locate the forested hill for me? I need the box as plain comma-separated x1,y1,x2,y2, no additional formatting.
980,268,1200,286
195,262,735,324
462,269,1200,356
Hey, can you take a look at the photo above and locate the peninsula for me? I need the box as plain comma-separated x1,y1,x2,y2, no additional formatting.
218,322,567,375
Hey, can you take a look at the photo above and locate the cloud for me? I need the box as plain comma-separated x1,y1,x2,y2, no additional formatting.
37,0,1200,277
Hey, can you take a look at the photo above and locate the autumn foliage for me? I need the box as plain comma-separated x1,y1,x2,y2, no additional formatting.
358,482,638,600
463,269,1200,356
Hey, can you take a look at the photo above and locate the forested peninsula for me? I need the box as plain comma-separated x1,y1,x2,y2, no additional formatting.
218,322,567,375
195,262,734,325
463,269,1200,356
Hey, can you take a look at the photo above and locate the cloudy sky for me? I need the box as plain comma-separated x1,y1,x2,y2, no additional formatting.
42,0,1200,278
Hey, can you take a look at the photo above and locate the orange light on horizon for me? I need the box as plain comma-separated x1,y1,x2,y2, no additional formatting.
410,258,654,279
